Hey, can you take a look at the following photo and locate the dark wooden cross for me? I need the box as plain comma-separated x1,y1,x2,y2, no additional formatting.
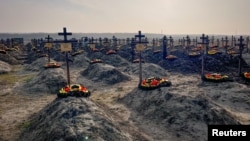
58,27,74,86
45,35,53,63
169,36,174,48
205,36,210,54
246,36,249,53
130,38,136,61
235,36,245,76
184,35,191,54
89,37,95,44
58,27,72,42
88,37,96,52
199,34,209,53
152,38,156,50
135,30,147,84
216,38,220,47
103,37,110,48
210,36,214,46
112,36,118,47
222,36,229,54
162,35,168,59
199,34,208,76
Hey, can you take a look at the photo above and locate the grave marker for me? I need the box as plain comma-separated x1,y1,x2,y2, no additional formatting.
162,36,168,59
135,31,148,84
130,38,136,61
45,35,53,63
88,37,96,51
199,34,208,75
57,27,75,86
245,36,249,53
222,36,229,54
235,36,245,76
184,35,191,54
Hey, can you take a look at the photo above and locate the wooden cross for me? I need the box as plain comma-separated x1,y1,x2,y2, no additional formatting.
45,35,53,63
216,38,220,47
184,35,191,53
88,37,97,52
58,27,74,86
246,36,249,53
130,38,136,61
58,27,72,42
235,36,245,76
199,34,209,54
112,36,118,47
222,36,229,54
210,36,214,46
135,31,145,43
46,35,53,42
103,37,110,47
169,36,174,47
135,30,147,84
199,34,208,76
162,35,168,59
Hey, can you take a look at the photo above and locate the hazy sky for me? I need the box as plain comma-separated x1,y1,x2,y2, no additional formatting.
1,0,250,34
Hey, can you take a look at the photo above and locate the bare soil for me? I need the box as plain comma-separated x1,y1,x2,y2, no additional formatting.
0,53,250,141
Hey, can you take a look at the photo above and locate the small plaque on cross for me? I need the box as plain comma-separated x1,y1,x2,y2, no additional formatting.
89,44,95,49
45,43,53,48
60,43,72,52
136,44,145,51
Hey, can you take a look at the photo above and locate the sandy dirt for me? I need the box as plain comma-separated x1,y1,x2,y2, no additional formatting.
0,56,250,141
0,65,56,141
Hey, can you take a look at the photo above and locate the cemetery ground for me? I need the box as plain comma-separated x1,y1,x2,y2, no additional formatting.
0,51,250,141
0,31,250,140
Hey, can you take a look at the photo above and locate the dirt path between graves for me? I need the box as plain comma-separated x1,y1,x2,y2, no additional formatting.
0,65,250,141
0,66,56,141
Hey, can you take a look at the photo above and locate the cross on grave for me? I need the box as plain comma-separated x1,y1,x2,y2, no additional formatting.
45,35,53,63
88,37,97,51
222,36,229,54
185,35,191,46
126,38,131,46
235,36,245,76
112,36,118,47
192,38,197,47
246,36,249,53
184,35,191,54
231,36,237,48
89,37,95,44
169,36,174,48
162,36,168,59
130,38,136,61
216,38,220,47
103,38,110,48
135,30,148,85
199,34,208,76
59,27,72,42
199,34,208,53
98,37,102,46
57,27,76,86
210,36,214,47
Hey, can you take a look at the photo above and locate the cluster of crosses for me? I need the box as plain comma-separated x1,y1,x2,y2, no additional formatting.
0,38,24,53
25,27,250,86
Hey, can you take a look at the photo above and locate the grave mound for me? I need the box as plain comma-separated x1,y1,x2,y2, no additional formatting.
81,63,131,84
18,97,129,141
0,61,11,74
24,68,67,94
120,88,240,141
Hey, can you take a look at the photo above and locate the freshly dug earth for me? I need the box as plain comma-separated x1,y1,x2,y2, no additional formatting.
18,97,138,141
